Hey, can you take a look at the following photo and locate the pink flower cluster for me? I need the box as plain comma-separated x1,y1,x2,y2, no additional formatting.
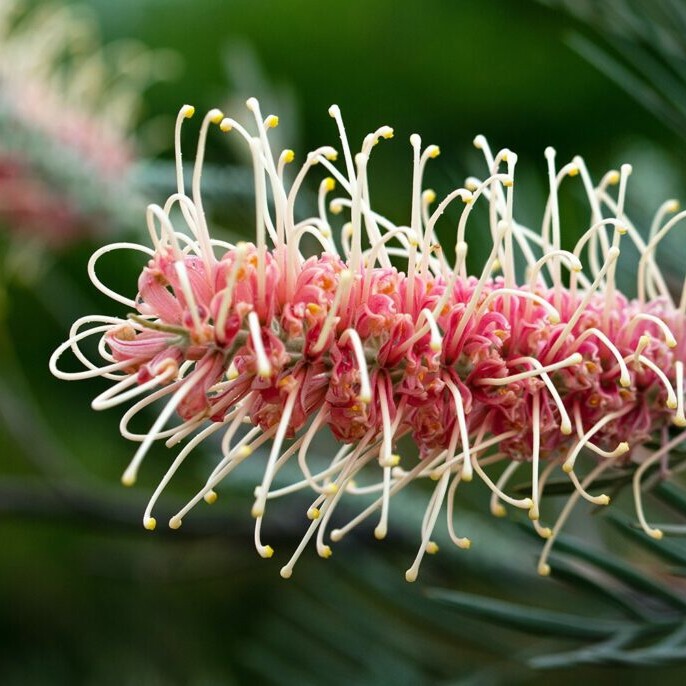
51,101,686,581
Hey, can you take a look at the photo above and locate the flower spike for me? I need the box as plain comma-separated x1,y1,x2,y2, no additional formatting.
51,101,686,581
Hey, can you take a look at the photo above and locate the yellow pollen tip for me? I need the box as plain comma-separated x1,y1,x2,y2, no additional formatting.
204,490,218,504
428,145,440,158
265,115,279,128
667,200,680,212
491,503,507,518
330,202,343,215
208,109,224,124
562,461,574,474
598,495,611,506
219,118,233,132
617,225,628,235
405,569,418,583
381,454,400,468
649,529,664,540
282,149,295,163
538,563,551,576
528,507,539,521
503,178,514,188
251,504,264,518
673,416,686,427
260,545,274,559
608,171,620,185
324,483,339,495
561,420,572,435
169,516,182,530
426,541,439,555
325,150,338,161
181,105,195,118
280,567,293,579
667,398,678,409
465,180,478,192
121,472,136,487
307,507,320,520
461,471,473,483
374,524,387,540
144,517,157,531
458,538,471,549
323,177,336,191
319,545,332,559
423,189,437,204
568,166,579,176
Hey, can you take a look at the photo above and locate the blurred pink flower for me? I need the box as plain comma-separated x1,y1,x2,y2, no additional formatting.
52,101,686,581
0,0,162,245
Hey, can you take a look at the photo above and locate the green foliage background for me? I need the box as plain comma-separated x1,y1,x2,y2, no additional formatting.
2,0,686,684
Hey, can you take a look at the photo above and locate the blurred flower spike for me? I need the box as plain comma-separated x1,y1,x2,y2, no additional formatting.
0,0,167,245
51,98,686,582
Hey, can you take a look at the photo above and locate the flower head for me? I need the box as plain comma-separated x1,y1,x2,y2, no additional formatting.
51,99,686,581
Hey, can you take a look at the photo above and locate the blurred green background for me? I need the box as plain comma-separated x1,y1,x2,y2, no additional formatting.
3,0,686,684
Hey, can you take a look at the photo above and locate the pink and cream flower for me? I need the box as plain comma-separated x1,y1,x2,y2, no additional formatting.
51,100,686,581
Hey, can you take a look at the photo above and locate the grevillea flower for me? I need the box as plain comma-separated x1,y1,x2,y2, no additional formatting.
51,99,686,582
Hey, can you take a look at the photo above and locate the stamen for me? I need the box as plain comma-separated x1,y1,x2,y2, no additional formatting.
567,468,611,506
191,109,223,270
174,260,203,334
625,313,677,349
91,362,177,411
173,104,198,230
563,407,631,472
530,392,541,520
526,249,582,291
247,311,271,378
474,287,561,324
444,377,473,482
254,516,275,559
87,242,154,308
489,460,519,517
446,469,473,548
633,354,678,409
537,457,615,576
375,379,395,539
633,429,686,539
311,270,353,353
214,243,247,341
121,372,203,486
143,420,225,530
571,328,631,388
676,361,686,427
406,470,450,582
251,385,299,518
475,353,581,387
339,328,372,403
546,245,621,360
